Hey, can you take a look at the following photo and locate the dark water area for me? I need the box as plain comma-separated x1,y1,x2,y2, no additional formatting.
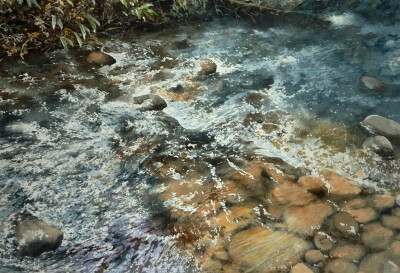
1,7,400,273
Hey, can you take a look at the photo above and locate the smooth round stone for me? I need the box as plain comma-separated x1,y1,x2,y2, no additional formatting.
290,263,313,273
361,115,400,141
361,76,386,92
198,59,217,75
324,259,357,273
332,212,359,236
383,261,400,273
396,195,400,207
305,249,325,264
314,232,334,251
330,244,366,262
362,136,395,158
87,51,116,66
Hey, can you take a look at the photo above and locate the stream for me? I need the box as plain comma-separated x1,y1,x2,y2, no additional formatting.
1,9,400,273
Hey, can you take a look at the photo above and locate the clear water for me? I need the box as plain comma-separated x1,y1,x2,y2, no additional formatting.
0,10,400,272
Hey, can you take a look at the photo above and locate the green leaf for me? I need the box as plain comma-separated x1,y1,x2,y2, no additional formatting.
57,18,63,29
31,0,40,8
51,15,57,29
60,36,69,49
73,32,83,47
18,0,24,5
120,0,128,8
85,15,100,32
55,7,64,14
84,25,91,35
77,23,86,40
122,11,128,16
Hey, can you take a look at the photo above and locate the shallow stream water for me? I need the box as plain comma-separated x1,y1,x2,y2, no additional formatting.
1,9,400,273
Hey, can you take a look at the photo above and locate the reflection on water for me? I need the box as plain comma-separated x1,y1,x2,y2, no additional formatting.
1,9,400,273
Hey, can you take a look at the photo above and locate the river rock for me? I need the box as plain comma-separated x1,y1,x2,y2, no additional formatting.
361,76,386,92
389,241,400,264
330,244,366,262
347,207,378,224
305,249,325,264
245,92,270,108
360,252,388,273
133,94,167,111
381,215,400,230
284,202,333,236
321,170,361,197
361,115,400,141
396,195,400,207
228,226,311,272
361,222,393,251
15,216,63,257
271,182,317,206
373,193,395,210
87,51,116,66
332,212,359,236
198,59,217,75
344,198,368,209
383,261,400,273
324,259,357,273
314,232,334,252
290,263,313,273
363,136,395,158
297,176,327,194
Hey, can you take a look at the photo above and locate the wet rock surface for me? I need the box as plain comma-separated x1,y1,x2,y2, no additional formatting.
15,216,63,257
86,51,116,66
361,115,400,142
198,59,217,75
361,76,386,92
363,136,395,158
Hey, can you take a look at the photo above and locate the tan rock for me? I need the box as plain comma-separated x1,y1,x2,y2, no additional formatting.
324,259,357,273
347,208,378,224
314,232,334,252
389,241,400,265
198,59,217,75
373,193,395,210
298,176,327,193
381,215,400,230
344,198,368,209
359,252,388,273
330,244,366,262
228,226,311,273
305,249,325,264
210,206,255,238
271,182,317,206
291,263,313,273
332,212,359,236
284,202,333,236
87,51,116,66
321,170,361,197
361,222,394,251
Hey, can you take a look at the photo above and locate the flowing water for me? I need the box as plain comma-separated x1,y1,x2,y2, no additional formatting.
1,9,400,273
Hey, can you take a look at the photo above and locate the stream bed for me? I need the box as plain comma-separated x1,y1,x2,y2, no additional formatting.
1,9,400,273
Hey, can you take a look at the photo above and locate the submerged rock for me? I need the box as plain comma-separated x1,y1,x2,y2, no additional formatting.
133,94,167,111
198,59,217,75
331,212,359,236
361,76,386,92
363,136,395,158
15,216,63,257
228,226,311,272
314,232,334,252
305,249,325,264
321,170,361,197
330,244,366,262
361,115,400,141
347,207,378,224
87,51,116,66
324,259,357,273
383,261,400,273
290,263,313,273
361,222,394,251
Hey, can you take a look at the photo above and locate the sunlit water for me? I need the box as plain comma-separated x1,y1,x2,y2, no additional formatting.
0,9,400,273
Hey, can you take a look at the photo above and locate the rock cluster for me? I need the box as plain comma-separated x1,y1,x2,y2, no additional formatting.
147,154,400,273
361,114,399,158
87,51,116,66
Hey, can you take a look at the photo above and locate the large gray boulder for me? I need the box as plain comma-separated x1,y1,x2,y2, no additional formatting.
15,216,63,257
362,136,395,158
361,115,400,142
